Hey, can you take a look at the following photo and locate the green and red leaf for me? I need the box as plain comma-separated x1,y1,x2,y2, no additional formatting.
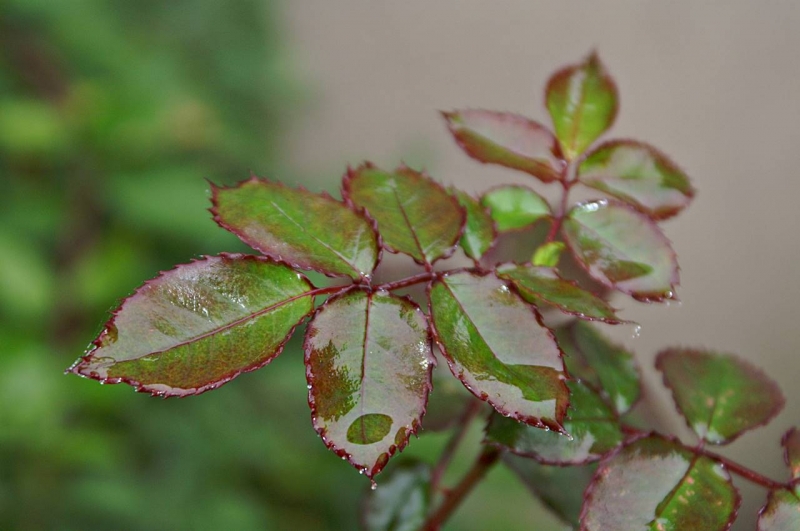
361,460,431,531
496,263,623,323
563,200,679,301
343,163,465,266
758,489,800,531
68,254,315,396
578,140,695,220
442,109,565,182
546,52,618,160
211,177,379,280
450,188,496,262
581,435,740,531
481,185,552,232
783,428,800,480
656,348,785,445
428,271,569,430
305,289,435,479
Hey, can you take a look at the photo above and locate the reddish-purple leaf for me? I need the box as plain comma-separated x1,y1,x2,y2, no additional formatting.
563,200,679,301
211,177,379,280
305,289,435,479
343,163,465,266
656,348,785,445
428,271,569,430
758,489,800,531
783,428,800,480
442,109,565,182
581,435,740,531
578,140,695,220
68,254,315,396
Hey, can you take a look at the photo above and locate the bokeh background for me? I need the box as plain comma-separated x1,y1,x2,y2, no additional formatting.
2,2,799,530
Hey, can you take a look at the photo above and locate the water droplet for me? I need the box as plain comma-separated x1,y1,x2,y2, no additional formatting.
370,480,378,490
631,325,642,339
358,469,364,475
307,384,312,389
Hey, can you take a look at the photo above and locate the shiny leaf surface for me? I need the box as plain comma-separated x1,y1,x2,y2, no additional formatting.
546,52,618,159
758,489,800,531
563,200,679,301
486,380,623,464
451,188,496,261
582,435,740,531
783,427,800,480
305,289,434,478
361,460,431,531
497,263,622,323
442,109,564,182
428,272,569,429
578,140,695,220
211,178,379,280
656,348,785,445
481,185,551,232
555,321,639,415
69,254,314,396
532,241,566,267
344,163,465,265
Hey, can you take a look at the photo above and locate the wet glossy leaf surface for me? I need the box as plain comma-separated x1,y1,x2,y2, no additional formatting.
656,348,785,445
496,263,622,323
481,185,551,232
555,321,639,415
582,435,739,531
451,188,496,261
758,489,800,531
546,52,618,159
211,178,378,280
428,272,569,429
343,163,464,265
563,200,678,301
305,289,434,478
69,255,314,396
783,428,800,480
578,140,695,220
361,460,431,531
486,380,623,464
443,109,564,182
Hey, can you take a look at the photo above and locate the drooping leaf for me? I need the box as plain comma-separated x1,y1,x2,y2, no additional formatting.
578,140,695,220
563,200,679,301
486,380,623,465
532,241,566,267
546,52,618,160
783,428,800,480
496,263,622,324
504,454,596,527
581,435,740,531
361,460,431,531
442,109,565,182
451,188,496,262
211,177,379,280
428,271,569,429
555,320,639,415
343,163,465,265
656,348,785,445
68,254,315,396
481,185,551,232
304,289,435,478
758,489,800,531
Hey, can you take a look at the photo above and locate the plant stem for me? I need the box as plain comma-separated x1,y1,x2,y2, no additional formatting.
429,399,483,496
420,446,501,531
544,172,574,243
373,272,436,292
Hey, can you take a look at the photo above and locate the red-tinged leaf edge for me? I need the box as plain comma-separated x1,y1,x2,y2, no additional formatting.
209,174,382,280
426,270,570,434
782,427,800,481
342,162,467,268
757,488,800,531
304,287,435,480
66,253,317,398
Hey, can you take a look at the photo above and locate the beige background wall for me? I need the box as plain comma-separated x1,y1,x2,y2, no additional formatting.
282,2,800,527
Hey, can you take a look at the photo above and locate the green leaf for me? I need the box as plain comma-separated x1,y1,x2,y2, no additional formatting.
582,435,740,531
496,263,622,324
451,188,496,262
555,321,640,415
361,460,431,531
563,200,679,301
656,348,785,445
546,51,618,159
305,289,434,478
211,177,379,280
481,185,551,232
428,272,569,429
532,241,565,267
758,489,800,531
68,254,315,396
783,428,800,480
578,140,695,220
442,109,565,182
343,163,465,265
486,380,623,464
